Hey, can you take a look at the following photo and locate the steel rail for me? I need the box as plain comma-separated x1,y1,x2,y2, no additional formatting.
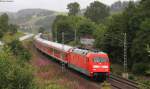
109,74,139,89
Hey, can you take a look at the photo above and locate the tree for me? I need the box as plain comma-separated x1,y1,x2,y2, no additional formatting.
52,15,75,43
94,0,150,73
9,24,18,34
8,40,31,62
131,19,150,65
78,19,96,37
52,15,97,43
0,13,9,32
52,15,82,43
0,47,36,89
55,17,75,43
67,2,80,16
84,1,110,23
0,29,3,38
38,27,46,33
93,24,107,48
0,13,9,38
132,63,149,75
95,13,126,64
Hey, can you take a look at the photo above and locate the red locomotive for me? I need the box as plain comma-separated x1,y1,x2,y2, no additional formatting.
34,33,110,80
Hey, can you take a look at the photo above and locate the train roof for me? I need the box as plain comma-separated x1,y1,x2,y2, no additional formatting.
34,33,73,52
34,34,108,55
72,48,107,56
72,48,90,55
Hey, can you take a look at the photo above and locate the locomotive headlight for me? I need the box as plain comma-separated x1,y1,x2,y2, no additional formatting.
93,65,100,68
93,65,108,69
101,66,108,68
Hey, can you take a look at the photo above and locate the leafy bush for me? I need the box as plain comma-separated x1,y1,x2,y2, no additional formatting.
8,40,31,62
0,48,37,89
139,80,150,89
128,74,135,80
132,63,149,75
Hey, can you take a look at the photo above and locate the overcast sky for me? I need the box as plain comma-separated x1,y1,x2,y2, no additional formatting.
0,0,137,12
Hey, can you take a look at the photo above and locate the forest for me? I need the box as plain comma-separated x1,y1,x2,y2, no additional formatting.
52,0,150,75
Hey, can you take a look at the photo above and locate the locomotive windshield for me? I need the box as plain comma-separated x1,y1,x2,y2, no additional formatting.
93,57,107,63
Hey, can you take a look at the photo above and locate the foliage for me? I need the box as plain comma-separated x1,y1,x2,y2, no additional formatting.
128,74,135,80
78,19,96,37
38,27,46,33
2,32,24,43
52,0,150,76
0,13,9,38
37,80,67,89
44,83,65,89
131,19,150,64
139,80,150,89
52,15,76,43
132,63,149,75
0,47,36,89
0,13,18,39
0,13,9,31
84,1,110,24
8,40,31,62
93,24,107,48
93,0,150,74
99,14,126,63
67,2,80,16
52,15,97,43
9,24,18,34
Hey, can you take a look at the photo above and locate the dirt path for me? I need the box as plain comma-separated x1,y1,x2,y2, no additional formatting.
29,43,103,89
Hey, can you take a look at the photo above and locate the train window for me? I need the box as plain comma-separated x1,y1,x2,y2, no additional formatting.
49,48,52,51
61,53,66,59
54,49,59,54
54,49,56,53
93,57,107,63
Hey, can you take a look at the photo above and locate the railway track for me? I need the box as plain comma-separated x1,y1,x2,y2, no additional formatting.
109,74,139,89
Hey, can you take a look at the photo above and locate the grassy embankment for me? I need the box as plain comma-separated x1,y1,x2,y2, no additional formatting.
2,32,24,43
23,39,67,89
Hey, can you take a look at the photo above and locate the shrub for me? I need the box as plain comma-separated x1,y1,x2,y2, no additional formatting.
8,39,31,62
0,48,37,89
128,74,135,80
132,63,149,75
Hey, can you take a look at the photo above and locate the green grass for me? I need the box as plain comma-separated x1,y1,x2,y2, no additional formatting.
43,81,66,89
2,32,24,43
101,81,111,89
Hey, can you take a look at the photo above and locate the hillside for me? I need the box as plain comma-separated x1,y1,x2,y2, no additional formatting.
1,9,58,33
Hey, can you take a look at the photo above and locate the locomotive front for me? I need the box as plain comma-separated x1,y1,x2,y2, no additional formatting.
87,52,110,80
